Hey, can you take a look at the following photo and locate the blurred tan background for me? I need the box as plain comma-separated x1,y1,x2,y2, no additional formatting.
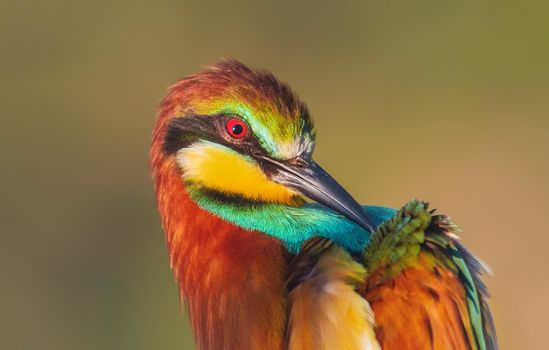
1,0,548,349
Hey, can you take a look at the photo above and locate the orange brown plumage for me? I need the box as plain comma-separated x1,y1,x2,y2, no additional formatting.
150,60,497,350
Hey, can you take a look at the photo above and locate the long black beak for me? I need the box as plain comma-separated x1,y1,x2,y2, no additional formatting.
261,156,375,232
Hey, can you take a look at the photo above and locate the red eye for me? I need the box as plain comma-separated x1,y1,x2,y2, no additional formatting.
225,118,247,138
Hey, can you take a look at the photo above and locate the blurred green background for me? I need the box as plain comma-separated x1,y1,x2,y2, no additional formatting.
1,0,548,349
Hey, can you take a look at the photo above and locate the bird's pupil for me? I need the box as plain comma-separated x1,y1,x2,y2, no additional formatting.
232,124,243,135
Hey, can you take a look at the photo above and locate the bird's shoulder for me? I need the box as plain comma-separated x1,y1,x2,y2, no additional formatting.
361,200,497,350
287,200,497,350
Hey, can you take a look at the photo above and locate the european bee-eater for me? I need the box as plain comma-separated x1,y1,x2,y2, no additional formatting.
150,59,497,350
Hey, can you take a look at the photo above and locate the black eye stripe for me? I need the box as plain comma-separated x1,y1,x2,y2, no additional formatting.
162,115,218,154
162,114,266,161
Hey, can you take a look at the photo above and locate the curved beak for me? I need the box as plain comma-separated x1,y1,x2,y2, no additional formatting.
261,156,375,232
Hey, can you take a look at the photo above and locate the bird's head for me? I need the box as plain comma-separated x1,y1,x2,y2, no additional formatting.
152,60,374,249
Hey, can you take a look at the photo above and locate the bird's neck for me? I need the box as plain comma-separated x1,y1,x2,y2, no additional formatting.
153,157,288,350
187,187,394,253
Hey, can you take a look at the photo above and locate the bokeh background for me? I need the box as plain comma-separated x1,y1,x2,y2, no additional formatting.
2,0,548,349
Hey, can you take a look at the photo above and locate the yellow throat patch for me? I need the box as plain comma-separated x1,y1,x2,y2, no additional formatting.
175,141,301,205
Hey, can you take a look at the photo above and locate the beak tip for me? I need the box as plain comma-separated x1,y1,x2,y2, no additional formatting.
353,211,376,233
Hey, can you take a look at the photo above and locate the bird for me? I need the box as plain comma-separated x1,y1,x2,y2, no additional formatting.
150,59,497,350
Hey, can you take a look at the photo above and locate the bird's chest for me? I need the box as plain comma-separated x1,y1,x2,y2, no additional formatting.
177,228,289,350
176,215,380,350
286,244,380,350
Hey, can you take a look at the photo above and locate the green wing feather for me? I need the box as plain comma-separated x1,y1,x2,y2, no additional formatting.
363,199,498,350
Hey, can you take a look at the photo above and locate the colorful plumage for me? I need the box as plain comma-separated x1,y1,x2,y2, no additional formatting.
150,59,497,350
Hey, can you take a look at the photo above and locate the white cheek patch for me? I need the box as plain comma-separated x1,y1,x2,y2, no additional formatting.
275,141,301,160
273,137,314,160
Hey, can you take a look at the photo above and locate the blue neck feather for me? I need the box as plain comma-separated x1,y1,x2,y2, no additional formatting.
189,189,395,253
